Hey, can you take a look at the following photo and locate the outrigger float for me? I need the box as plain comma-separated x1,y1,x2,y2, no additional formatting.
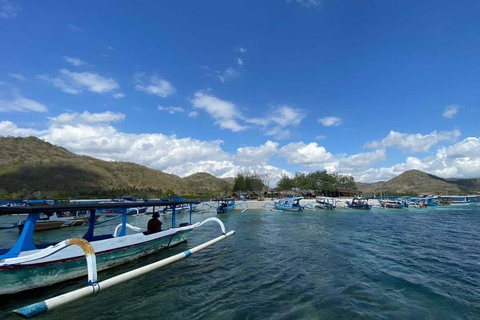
262,196,314,212
0,200,235,318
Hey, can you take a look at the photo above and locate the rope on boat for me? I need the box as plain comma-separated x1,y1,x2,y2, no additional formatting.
13,230,235,319
0,238,98,286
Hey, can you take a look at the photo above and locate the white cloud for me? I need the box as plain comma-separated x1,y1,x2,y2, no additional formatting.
8,73,26,81
279,142,336,167
134,74,176,98
236,58,244,66
157,106,185,114
49,111,125,125
247,105,306,139
315,135,326,140
191,91,247,132
188,111,198,118
67,24,84,33
364,129,461,153
235,47,246,53
442,104,459,119
0,121,43,136
0,0,21,19
233,141,278,166
355,137,480,182
318,116,342,127
328,149,387,173
38,69,119,95
63,56,87,66
217,67,240,83
287,0,322,8
113,92,125,99
0,93,48,113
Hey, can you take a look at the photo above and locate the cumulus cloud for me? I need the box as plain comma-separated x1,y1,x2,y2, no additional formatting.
442,104,459,119
188,111,198,118
279,142,336,167
233,141,278,166
2,113,291,181
318,116,342,127
364,129,461,153
0,121,44,136
0,0,21,19
247,105,306,139
191,91,247,132
157,106,185,114
63,56,87,66
8,73,26,81
38,69,119,95
0,93,48,113
49,111,125,125
134,73,176,98
355,137,480,182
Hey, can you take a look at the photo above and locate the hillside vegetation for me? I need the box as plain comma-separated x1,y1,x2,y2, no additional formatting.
0,137,232,199
356,170,480,196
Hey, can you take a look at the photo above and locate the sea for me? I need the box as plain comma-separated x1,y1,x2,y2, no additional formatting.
1,205,480,319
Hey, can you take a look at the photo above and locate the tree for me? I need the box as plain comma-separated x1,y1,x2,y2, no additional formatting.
276,175,294,192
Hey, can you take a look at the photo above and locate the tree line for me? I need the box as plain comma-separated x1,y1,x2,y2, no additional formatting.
276,170,356,195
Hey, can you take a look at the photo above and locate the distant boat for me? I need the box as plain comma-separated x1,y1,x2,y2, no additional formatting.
314,197,338,210
378,198,408,209
17,212,97,232
274,195,304,212
408,195,439,207
346,197,372,210
216,198,236,214
439,196,478,206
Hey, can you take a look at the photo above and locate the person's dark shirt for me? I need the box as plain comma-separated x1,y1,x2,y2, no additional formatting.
147,218,162,234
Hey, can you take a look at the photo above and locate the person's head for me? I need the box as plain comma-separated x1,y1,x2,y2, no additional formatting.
152,212,160,219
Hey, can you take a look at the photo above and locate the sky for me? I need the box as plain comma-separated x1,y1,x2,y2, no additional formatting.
1,0,480,184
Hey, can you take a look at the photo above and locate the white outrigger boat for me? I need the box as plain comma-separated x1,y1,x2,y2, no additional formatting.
0,200,234,318
314,197,338,210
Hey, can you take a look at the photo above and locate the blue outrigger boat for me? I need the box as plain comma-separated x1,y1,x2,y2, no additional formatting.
346,197,372,210
0,200,234,318
263,195,312,212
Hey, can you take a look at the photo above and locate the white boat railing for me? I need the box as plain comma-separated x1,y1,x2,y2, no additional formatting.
113,223,144,237
0,238,98,286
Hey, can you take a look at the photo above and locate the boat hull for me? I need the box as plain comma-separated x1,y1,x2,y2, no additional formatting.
0,229,192,295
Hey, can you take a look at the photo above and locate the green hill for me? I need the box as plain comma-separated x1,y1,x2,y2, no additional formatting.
356,170,480,196
0,136,233,199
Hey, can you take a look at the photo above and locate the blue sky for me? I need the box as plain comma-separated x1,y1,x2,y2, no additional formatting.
1,0,479,183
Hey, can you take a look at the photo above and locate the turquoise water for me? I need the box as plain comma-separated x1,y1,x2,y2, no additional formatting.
1,206,480,319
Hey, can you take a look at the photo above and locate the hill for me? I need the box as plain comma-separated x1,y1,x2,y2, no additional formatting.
356,170,480,196
0,136,233,199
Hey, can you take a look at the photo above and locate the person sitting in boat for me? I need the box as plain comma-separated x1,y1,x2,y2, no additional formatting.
147,212,163,234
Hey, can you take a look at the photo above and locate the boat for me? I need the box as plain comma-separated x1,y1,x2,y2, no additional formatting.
216,198,236,213
438,196,478,206
378,197,408,209
0,199,232,296
408,195,439,207
17,211,97,232
346,197,372,210
314,196,338,210
264,195,305,212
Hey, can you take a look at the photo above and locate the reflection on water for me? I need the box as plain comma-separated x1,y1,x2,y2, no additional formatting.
1,206,480,319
